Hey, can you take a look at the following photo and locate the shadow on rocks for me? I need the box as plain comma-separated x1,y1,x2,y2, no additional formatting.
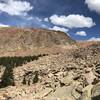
92,95,100,100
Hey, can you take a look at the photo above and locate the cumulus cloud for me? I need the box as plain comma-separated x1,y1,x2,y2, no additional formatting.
88,37,100,41
0,0,33,16
0,23,10,27
49,14,95,28
49,26,69,32
44,18,49,22
76,31,87,36
85,0,100,14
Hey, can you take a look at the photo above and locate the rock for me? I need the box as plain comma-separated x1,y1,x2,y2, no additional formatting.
84,67,91,73
84,68,96,84
55,71,64,78
60,73,73,86
45,84,76,100
80,91,91,100
22,71,38,85
82,85,93,96
76,84,83,94
92,82,100,100
79,85,93,100
48,73,54,78
33,88,53,99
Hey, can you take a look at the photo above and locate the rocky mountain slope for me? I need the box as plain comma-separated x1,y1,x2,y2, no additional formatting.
0,27,100,100
0,27,75,51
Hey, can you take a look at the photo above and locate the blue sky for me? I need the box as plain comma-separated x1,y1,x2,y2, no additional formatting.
0,0,100,41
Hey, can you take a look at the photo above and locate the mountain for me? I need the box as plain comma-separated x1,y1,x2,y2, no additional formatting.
0,27,75,51
0,27,99,100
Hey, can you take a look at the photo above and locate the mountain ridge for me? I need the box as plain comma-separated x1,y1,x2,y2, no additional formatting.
0,27,75,51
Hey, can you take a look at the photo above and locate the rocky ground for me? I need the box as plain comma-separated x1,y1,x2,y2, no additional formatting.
0,41,99,100
0,28,99,100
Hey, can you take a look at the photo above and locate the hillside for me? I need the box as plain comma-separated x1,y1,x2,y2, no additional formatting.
0,27,99,100
0,27,75,51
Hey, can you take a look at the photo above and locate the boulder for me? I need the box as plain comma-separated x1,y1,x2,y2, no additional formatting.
92,82,100,100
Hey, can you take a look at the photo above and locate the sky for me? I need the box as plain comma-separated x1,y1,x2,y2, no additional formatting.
0,0,100,41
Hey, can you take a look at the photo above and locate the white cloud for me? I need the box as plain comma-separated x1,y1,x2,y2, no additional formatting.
0,23,10,27
85,0,100,14
0,0,33,16
76,31,87,36
36,17,42,22
26,16,33,20
88,37,100,41
44,18,49,22
49,14,95,28
49,26,69,32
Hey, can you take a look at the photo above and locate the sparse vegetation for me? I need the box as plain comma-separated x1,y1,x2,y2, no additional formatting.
0,54,48,88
